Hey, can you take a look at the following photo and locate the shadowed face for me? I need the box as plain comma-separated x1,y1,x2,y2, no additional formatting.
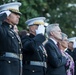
6,12,20,25
29,25,39,35
68,42,73,50
14,25,19,34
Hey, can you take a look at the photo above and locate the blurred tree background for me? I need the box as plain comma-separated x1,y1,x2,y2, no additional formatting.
0,0,76,37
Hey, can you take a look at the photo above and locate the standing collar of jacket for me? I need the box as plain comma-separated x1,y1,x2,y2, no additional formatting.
67,48,74,52
29,33,35,38
2,22,14,29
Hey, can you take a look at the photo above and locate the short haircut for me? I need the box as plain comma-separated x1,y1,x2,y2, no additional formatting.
61,32,68,40
46,23,59,37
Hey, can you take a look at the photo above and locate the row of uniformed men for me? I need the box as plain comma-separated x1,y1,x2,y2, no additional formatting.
0,1,75,75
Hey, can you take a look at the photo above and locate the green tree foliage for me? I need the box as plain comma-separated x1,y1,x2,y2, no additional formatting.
0,0,76,37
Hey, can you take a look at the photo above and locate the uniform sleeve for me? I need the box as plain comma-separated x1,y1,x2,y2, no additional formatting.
45,42,67,68
0,13,7,37
0,13,7,21
73,48,76,61
33,34,46,45
21,34,46,52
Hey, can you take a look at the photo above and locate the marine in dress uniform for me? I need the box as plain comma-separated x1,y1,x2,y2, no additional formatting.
0,2,22,75
21,17,47,75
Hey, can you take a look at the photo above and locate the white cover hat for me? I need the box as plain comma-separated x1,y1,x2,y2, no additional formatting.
0,2,21,15
25,17,46,26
